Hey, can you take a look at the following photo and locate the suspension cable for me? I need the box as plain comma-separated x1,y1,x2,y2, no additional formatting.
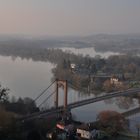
33,80,56,102
38,90,56,108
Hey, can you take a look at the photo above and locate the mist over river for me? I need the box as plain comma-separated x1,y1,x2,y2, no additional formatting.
0,50,139,132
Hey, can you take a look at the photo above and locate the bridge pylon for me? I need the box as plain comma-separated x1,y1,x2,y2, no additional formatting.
55,79,68,110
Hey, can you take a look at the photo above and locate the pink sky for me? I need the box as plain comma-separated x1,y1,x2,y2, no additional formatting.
0,0,140,36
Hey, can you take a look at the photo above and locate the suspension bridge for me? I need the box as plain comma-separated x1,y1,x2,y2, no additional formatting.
22,79,140,121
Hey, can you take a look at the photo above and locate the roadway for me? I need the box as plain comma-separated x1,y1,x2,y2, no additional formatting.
68,88,140,109
22,88,140,121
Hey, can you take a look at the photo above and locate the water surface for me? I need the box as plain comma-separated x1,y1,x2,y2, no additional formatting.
0,54,139,133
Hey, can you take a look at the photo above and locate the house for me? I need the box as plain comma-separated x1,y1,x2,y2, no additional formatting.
70,63,76,69
110,77,119,85
70,63,76,73
110,76,122,86
76,123,109,140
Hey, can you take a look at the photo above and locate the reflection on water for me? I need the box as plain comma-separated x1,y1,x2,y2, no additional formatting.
0,55,139,132
128,113,140,133
0,56,54,98
61,47,120,58
0,55,96,105
72,97,139,122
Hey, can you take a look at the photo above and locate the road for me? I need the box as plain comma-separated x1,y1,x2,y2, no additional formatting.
22,88,140,121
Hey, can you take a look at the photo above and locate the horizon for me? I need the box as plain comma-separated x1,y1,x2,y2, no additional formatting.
0,32,140,39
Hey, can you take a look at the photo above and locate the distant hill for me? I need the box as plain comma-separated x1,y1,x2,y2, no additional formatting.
80,34,140,53
0,34,140,54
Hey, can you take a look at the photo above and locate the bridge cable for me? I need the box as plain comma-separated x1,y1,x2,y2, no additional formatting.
38,90,56,108
33,80,56,103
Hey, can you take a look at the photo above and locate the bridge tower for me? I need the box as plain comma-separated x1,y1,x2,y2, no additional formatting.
55,79,68,109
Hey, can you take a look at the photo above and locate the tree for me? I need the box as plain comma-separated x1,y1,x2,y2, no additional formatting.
90,64,97,74
10,96,17,103
116,97,134,109
0,107,15,128
125,63,136,73
103,80,113,92
0,85,9,103
97,110,127,135
23,97,38,113
4,97,39,115
62,59,68,69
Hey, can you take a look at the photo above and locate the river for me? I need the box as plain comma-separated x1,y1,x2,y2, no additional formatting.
0,50,139,133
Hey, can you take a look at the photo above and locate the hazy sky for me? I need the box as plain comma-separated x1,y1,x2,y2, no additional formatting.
0,0,140,36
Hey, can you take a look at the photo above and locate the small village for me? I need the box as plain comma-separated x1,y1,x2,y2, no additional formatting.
44,109,133,140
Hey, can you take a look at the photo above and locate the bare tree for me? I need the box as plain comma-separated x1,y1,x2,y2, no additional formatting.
0,85,9,103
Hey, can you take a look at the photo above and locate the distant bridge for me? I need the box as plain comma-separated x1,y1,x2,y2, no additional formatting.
122,107,140,117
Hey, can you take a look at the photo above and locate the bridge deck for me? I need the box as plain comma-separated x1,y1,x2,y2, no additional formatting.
22,88,140,121
68,88,140,109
